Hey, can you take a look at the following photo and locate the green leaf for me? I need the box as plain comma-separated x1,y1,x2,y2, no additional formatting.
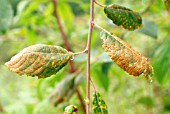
101,62,112,76
0,0,13,32
64,105,78,114
92,91,108,114
49,73,76,106
91,63,109,91
153,37,170,84
137,20,158,39
5,44,72,78
104,4,142,30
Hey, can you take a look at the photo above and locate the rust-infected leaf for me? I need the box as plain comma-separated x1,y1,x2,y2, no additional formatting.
104,4,142,30
5,44,72,78
92,91,108,114
100,32,153,80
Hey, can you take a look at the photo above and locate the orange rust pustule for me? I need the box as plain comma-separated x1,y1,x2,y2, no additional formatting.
101,32,153,78
5,44,72,78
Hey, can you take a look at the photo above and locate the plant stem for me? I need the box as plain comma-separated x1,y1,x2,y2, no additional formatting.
52,0,75,73
93,22,119,40
71,49,88,55
94,0,106,7
90,79,96,91
52,0,86,113
75,88,86,113
86,0,94,113
93,22,135,51
93,22,140,57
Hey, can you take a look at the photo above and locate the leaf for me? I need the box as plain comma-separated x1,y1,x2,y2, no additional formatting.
137,20,158,39
0,0,13,32
92,91,108,114
64,105,78,114
101,62,112,76
163,0,170,13
5,44,72,78
49,74,76,106
153,37,170,84
100,32,153,80
104,4,142,30
91,63,109,91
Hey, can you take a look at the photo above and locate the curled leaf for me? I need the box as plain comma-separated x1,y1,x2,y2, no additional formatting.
104,4,142,30
5,44,72,78
64,105,78,114
92,91,108,114
49,74,76,106
101,32,153,80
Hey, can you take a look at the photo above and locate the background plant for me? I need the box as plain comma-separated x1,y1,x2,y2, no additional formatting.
0,0,170,114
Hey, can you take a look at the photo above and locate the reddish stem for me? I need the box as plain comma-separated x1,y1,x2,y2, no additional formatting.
94,0,106,7
52,0,75,73
86,0,94,113
75,88,86,113
52,0,86,113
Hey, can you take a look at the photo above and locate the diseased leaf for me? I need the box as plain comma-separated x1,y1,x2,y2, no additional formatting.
64,105,78,114
104,4,142,30
92,91,108,114
49,74,76,106
100,32,153,80
5,44,72,78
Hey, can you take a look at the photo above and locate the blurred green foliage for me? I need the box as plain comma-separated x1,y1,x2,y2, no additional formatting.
0,0,170,114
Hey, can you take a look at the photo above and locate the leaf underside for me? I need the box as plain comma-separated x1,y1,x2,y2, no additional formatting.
104,4,142,30
5,44,72,78
100,32,153,79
